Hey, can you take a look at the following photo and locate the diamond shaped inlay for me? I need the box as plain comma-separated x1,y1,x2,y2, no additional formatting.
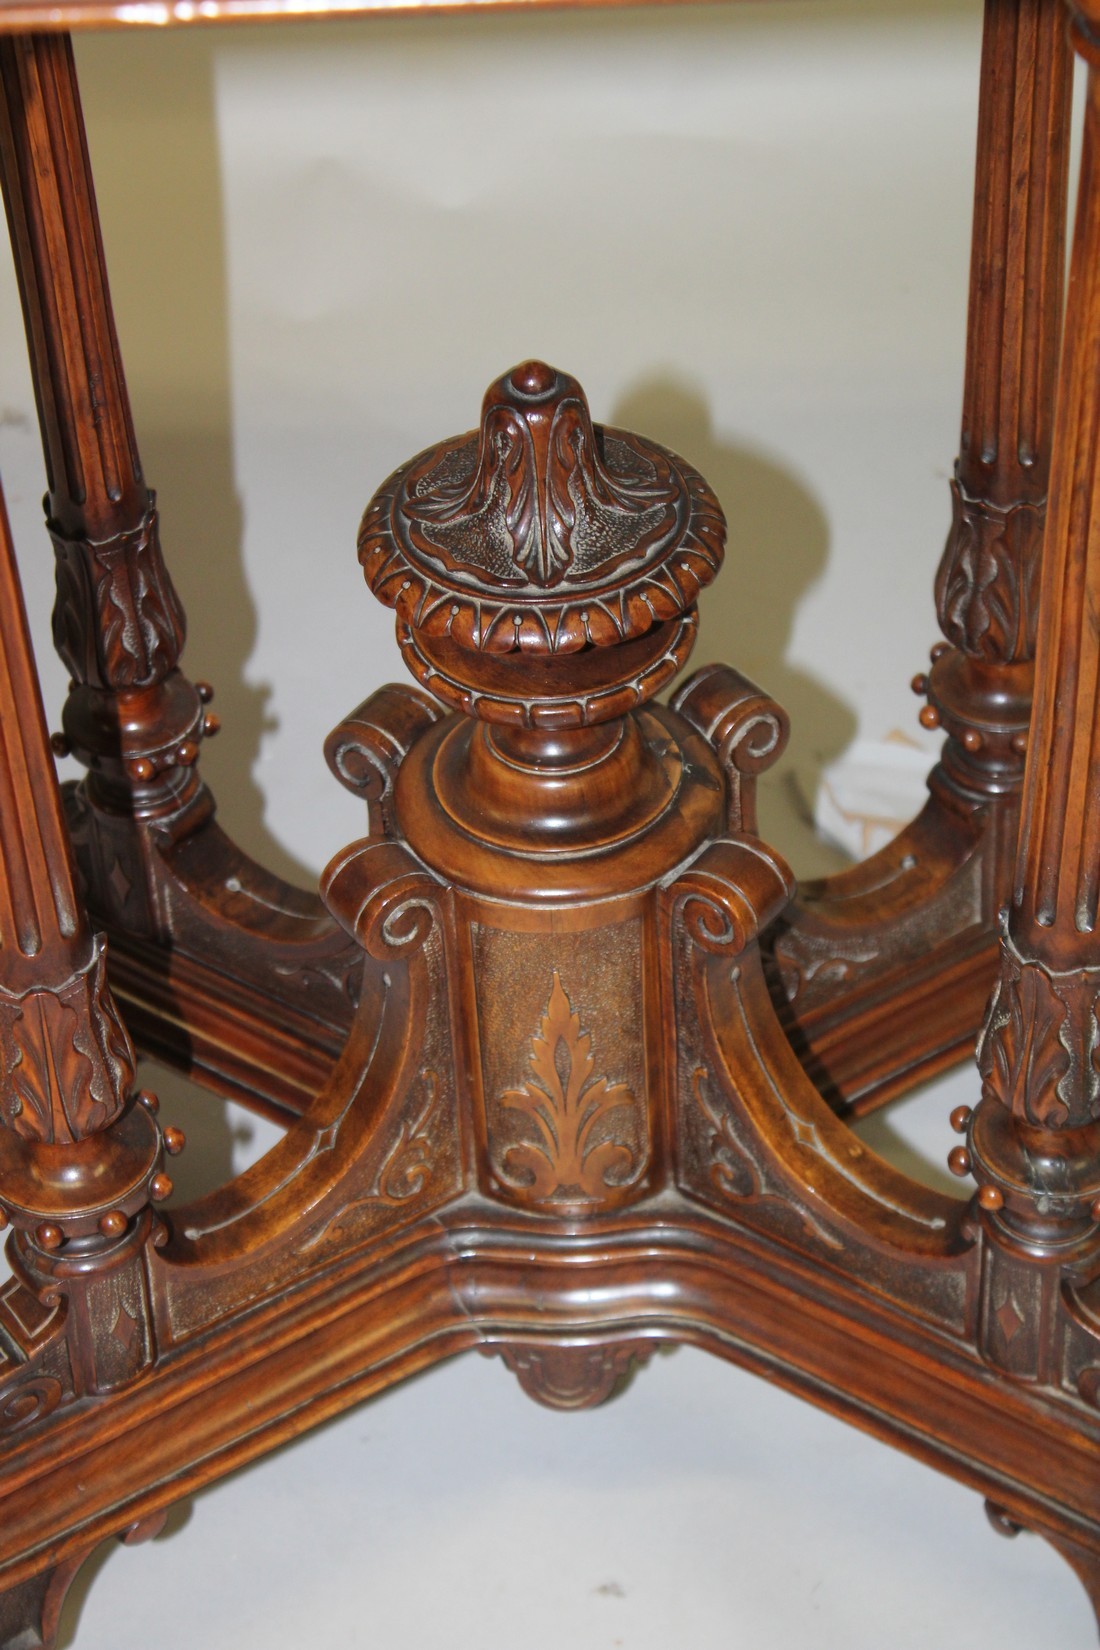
108,857,132,908
995,1295,1024,1346
112,1301,139,1354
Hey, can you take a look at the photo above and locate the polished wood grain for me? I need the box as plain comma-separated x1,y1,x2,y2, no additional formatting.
770,0,1073,1117
0,32,363,1121
1,7,1099,1648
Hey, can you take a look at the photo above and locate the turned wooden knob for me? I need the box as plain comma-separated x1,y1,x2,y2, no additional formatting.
358,361,725,727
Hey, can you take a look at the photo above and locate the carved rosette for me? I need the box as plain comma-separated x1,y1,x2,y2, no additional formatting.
935,479,1044,664
50,500,186,690
0,937,134,1145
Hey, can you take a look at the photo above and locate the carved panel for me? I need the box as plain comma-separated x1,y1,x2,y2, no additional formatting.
473,922,649,1210
50,502,186,690
0,937,134,1144
977,1238,1059,1382
935,480,1044,663
73,1253,156,1394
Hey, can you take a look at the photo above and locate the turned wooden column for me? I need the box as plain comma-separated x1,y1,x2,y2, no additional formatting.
0,461,173,1394
0,33,213,857
966,6,1100,1309
927,0,1072,851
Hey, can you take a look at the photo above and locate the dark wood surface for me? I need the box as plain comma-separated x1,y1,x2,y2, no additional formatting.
0,4,1099,1647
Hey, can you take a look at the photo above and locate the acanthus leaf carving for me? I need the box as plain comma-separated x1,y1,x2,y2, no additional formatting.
359,363,724,660
496,971,639,1203
977,929,1100,1129
0,937,134,1144
373,1068,441,1203
934,478,1044,664
50,500,186,690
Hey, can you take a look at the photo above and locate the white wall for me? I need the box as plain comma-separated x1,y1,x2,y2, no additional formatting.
0,6,1093,1647
2,0,991,881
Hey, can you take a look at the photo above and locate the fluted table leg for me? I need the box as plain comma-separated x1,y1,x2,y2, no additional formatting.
0,34,362,1118
958,9,1100,1625
770,0,1073,1115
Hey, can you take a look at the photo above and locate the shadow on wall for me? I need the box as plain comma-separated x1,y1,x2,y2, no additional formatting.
68,2,923,889
75,30,309,891
611,380,855,874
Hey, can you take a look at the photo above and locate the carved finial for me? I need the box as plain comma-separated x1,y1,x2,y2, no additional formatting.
358,362,725,727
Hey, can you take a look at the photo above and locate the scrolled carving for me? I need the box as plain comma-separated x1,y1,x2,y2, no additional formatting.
359,361,724,659
0,1373,62,1437
321,838,445,962
50,501,186,690
495,971,640,1203
324,683,443,836
935,478,1044,663
372,1069,441,1203
769,927,884,1005
0,937,134,1144
977,925,1100,1130
672,664,789,832
671,837,794,957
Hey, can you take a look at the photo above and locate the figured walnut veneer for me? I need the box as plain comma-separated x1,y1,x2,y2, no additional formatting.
0,7,1098,1648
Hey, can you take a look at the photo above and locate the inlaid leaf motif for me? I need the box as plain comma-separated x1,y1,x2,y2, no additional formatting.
498,971,637,1201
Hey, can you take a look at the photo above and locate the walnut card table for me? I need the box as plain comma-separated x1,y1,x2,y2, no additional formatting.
0,0,1099,1644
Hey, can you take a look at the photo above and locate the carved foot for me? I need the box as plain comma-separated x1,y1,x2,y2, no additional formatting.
487,1340,655,1411
0,1553,87,1650
985,1502,1100,1639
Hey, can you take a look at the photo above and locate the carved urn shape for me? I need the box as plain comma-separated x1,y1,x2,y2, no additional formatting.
326,362,791,1217
358,358,724,727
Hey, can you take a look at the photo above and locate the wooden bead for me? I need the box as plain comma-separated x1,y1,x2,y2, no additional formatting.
947,1146,972,1178
202,713,221,738
1092,1197,1100,1223
162,1125,186,1156
919,705,941,730
150,1173,173,1202
961,728,983,752
949,1105,972,1135
176,740,199,766
977,1185,1004,1211
129,757,156,782
930,642,950,662
910,673,929,695
98,1210,127,1238
49,731,70,757
0,1206,9,1230
35,1223,63,1251
1010,731,1028,756
195,680,215,703
137,1089,160,1114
